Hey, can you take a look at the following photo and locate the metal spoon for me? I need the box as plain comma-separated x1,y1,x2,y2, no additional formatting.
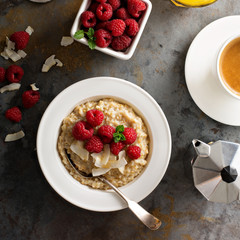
65,151,161,230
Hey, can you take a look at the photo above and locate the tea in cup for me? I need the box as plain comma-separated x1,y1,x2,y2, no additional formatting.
217,35,240,100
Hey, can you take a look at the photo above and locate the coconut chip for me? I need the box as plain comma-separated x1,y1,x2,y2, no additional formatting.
1,51,9,60
0,83,21,93
30,83,39,91
4,47,21,62
25,26,34,35
55,59,63,67
5,130,25,142
91,148,127,177
17,50,27,58
70,141,89,161
61,36,74,47
42,55,63,72
6,37,15,50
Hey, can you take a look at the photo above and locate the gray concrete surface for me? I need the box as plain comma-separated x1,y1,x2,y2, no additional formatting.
0,0,240,239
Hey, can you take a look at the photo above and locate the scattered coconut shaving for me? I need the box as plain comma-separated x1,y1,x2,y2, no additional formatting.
0,83,21,93
17,50,27,58
30,83,39,91
5,130,25,142
6,37,15,50
25,26,34,35
55,59,63,67
42,55,63,72
1,27,33,62
61,36,74,47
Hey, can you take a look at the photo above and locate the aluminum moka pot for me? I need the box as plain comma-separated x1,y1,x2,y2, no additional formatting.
192,139,240,203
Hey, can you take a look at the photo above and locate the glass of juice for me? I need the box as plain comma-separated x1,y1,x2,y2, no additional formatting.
171,0,217,7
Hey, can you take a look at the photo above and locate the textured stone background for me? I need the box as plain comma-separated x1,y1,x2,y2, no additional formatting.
0,0,240,239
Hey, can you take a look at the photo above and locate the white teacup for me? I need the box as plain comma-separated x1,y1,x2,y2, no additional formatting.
217,34,240,100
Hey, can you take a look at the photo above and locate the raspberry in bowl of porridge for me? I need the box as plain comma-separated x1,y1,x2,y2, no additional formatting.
37,77,171,211
57,98,149,190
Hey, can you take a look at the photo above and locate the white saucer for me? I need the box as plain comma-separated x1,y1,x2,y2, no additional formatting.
185,16,240,126
37,77,171,212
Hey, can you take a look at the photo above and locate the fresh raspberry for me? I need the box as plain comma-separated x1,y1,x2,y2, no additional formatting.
10,31,29,50
95,21,109,30
72,120,94,140
107,19,126,37
6,65,24,83
85,136,104,153
22,90,40,109
127,0,146,18
5,107,22,123
97,125,115,143
111,34,131,51
127,145,141,159
0,67,5,82
96,3,113,21
116,8,131,20
110,141,125,155
80,11,97,28
88,2,99,13
94,29,112,48
86,109,104,127
125,19,139,36
96,0,107,3
108,0,121,11
122,127,137,144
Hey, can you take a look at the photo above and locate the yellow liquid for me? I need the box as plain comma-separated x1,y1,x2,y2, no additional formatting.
171,0,217,7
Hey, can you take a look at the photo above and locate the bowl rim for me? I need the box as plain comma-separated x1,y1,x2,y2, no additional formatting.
70,0,152,60
37,77,172,212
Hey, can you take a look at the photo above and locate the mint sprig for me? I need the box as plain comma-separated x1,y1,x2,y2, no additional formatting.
74,28,96,50
113,125,126,143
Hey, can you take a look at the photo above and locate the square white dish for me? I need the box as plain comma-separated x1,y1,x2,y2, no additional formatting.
70,0,152,60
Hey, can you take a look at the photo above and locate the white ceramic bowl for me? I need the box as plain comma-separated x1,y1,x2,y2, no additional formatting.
37,77,171,212
217,34,240,100
70,0,152,60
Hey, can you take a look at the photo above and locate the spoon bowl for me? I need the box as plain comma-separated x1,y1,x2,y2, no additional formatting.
65,150,161,230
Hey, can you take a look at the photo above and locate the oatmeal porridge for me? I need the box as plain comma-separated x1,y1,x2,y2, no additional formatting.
57,98,149,190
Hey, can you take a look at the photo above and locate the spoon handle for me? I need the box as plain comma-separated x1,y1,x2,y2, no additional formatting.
99,177,161,230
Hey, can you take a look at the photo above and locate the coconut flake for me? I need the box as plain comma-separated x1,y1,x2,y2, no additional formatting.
6,37,15,50
1,51,9,60
92,144,110,168
0,83,21,93
25,26,34,35
117,150,127,174
70,141,89,161
17,50,27,58
30,83,39,91
42,55,57,72
92,168,110,177
45,54,56,66
4,48,21,62
5,130,25,142
55,59,63,67
9,52,21,62
61,36,74,47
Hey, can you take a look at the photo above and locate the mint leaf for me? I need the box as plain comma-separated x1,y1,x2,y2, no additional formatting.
116,125,124,133
113,132,126,143
120,134,126,141
74,30,84,39
88,38,96,50
86,28,94,39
